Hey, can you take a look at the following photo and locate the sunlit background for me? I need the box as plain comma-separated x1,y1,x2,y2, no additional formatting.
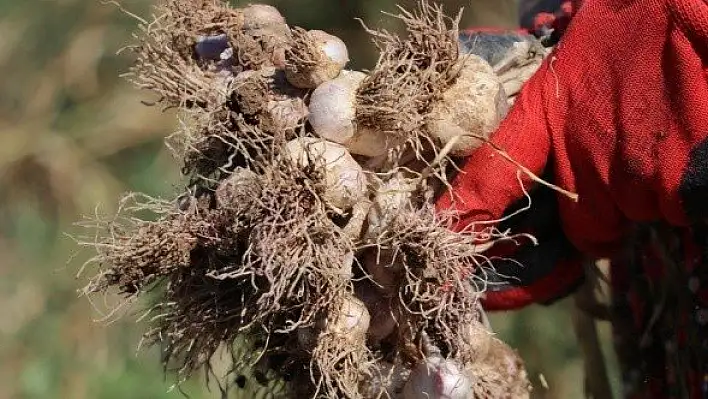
0,0,619,397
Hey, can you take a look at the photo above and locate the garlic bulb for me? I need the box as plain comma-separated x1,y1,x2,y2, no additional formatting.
285,29,349,89
241,4,286,31
426,54,508,157
366,173,417,238
308,71,397,156
284,137,367,211
215,168,260,210
403,356,474,399
327,295,371,338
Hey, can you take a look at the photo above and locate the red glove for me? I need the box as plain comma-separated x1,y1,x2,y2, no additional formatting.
438,0,708,309
531,1,575,38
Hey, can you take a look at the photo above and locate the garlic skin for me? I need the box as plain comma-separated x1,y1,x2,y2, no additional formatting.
426,54,508,157
308,71,364,143
215,168,260,210
284,137,367,211
285,30,349,89
241,4,287,31
346,125,398,158
366,174,416,238
298,293,371,350
309,71,397,157
403,356,474,399
327,295,371,338
313,30,349,69
232,68,308,132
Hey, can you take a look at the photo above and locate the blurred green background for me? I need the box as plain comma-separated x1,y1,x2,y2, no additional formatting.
0,0,619,398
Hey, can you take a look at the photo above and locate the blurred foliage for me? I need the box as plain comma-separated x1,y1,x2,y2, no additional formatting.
0,0,618,398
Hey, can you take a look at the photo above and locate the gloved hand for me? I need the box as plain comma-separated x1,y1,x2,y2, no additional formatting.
457,26,583,310
437,0,708,310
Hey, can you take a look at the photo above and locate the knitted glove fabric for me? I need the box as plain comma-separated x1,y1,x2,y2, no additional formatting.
439,0,708,309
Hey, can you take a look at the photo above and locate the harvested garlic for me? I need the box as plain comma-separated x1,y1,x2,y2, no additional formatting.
285,29,349,89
